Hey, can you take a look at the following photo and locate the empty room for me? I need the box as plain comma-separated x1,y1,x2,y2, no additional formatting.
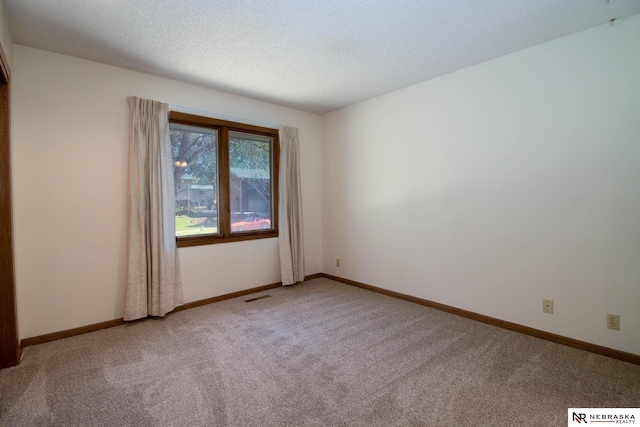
1,0,639,425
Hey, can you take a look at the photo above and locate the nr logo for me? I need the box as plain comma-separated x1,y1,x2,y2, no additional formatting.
573,412,588,423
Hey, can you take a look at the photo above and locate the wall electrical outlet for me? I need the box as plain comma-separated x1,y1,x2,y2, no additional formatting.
607,314,620,330
542,299,554,314
336,258,340,268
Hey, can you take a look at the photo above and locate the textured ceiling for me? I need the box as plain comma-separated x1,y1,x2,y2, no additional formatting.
4,0,640,114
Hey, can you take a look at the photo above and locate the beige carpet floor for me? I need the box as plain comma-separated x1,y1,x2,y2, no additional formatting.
1,278,639,426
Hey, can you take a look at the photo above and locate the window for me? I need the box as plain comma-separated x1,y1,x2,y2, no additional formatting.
169,111,279,247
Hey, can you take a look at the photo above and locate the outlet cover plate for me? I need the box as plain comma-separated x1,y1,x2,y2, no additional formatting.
607,313,620,330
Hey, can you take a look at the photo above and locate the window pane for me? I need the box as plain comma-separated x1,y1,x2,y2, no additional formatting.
229,131,273,233
170,124,219,237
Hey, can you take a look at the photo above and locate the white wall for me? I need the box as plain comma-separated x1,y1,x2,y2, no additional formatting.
323,15,640,355
12,46,323,339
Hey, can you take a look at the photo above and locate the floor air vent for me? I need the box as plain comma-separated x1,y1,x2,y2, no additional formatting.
244,295,271,303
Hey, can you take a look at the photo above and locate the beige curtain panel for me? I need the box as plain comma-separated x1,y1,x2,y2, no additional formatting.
278,126,305,285
125,96,183,321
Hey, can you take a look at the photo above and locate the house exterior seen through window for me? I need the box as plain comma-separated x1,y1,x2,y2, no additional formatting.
169,111,279,247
